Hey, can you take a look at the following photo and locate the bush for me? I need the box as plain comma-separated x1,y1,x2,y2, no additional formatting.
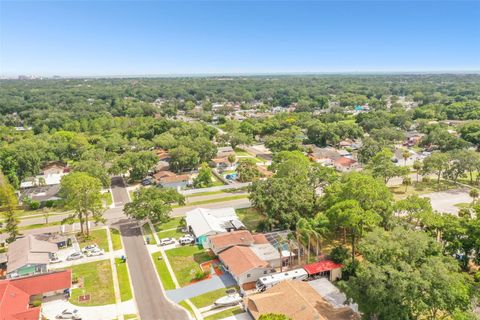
474,272,480,282
45,200,55,208
194,270,210,281
329,246,349,264
29,200,41,210
31,299,42,307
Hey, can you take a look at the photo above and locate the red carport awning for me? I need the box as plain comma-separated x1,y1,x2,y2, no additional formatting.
303,260,343,275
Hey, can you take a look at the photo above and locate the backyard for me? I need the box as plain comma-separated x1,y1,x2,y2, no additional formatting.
236,207,266,232
68,260,115,306
165,245,216,286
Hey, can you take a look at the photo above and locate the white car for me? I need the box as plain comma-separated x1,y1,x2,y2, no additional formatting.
56,309,82,319
158,238,176,246
66,252,84,261
49,256,63,264
179,235,195,245
82,244,99,253
86,248,105,257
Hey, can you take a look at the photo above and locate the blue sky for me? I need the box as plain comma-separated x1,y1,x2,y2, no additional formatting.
1,1,479,76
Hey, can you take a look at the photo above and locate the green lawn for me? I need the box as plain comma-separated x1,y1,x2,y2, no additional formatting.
68,260,115,306
158,229,184,239
234,148,251,156
165,246,215,286
78,229,109,252
236,207,266,232
123,314,139,320
179,301,194,317
183,194,248,207
115,258,133,302
189,286,240,308
390,180,458,200
155,217,183,232
152,252,176,290
211,175,226,187
204,307,243,320
110,228,123,251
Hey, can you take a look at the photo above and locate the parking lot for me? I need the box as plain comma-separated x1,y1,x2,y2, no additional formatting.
421,188,471,215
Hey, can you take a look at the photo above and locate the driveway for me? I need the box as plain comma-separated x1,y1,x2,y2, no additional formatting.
119,221,190,320
421,189,471,215
166,273,237,303
42,297,136,320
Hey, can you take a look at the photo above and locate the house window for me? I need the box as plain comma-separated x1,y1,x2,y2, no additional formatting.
247,274,251,278
263,270,267,274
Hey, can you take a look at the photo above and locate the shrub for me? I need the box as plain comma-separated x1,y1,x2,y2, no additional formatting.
194,270,209,281
329,246,349,264
474,272,480,282
29,200,41,210
31,299,42,307
45,200,55,208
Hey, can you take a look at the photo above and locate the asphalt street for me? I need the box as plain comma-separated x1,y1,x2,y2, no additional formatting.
119,221,190,320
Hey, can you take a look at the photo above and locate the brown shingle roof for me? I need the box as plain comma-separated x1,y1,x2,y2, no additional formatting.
334,157,357,167
219,246,269,276
209,230,254,250
245,280,359,320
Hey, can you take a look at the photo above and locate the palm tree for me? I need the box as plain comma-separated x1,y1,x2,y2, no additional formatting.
470,188,479,204
413,160,422,183
296,218,315,263
402,176,412,193
312,213,330,258
402,150,410,166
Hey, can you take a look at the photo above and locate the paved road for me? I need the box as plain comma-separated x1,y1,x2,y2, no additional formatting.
119,221,190,320
422,188,471,215
111,176,131,206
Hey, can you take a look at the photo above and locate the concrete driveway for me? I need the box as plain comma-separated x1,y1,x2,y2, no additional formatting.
166,273,237,303
421,189,471,215
42,297,136,320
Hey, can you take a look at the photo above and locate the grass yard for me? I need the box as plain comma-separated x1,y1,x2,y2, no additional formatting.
211,175,226,187
183,194,249,207
158,229,184,239
110,228,123,251
78,228,109,252
189,286,240,308
236,207,266,232
69,260,115,306
179,301,194,317
165,246,215,286
234,148,251,156
155,217,183,231
390,180,458,200
204,307,244,320
115,258,133,302
123,314,139,320
152,252,176,290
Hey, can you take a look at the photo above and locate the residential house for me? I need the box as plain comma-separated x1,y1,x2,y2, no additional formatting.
244,280,359,320
33,233,69,248
19,162,70,203
6,235,58,278
308,147,342,165
333,157,359,172
185,207,246,247
153,171,191,190
207,230,255,255
218,245,275,289
0,270,72,320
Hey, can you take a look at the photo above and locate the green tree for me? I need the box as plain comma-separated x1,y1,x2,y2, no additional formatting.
124,187,184,222
73,159,111,187
366,148,408,184
60,172,105,236
0,178,19,243
469,188,479,204
342,227,472,320
169,145,200,172
402,175,412,193
193,163,213,188
236,158,261,182
413,159,422,182
264,126,303,153
422,152,450,188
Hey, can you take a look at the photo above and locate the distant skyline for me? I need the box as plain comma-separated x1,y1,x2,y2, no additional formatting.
1,1,479,76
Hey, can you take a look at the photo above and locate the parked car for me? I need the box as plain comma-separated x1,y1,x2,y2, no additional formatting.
141,178,153,186
86,248,105,257
179,234,195,245
49,256,63,264
66,252,84,261
158,238,176,246
82,244,99,253
56,309,81,319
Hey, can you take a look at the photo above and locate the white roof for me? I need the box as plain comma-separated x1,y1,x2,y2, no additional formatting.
251,243,280,262
308,278,359,312
185,207,244,237
20,173,66,188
